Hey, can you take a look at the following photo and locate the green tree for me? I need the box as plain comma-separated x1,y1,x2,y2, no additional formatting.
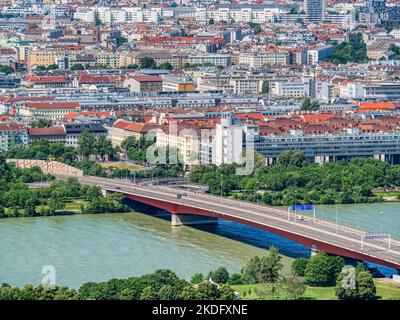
257,246,283,283
47,64,59,71
261,81,269,94
241,256,262,284
277,151,306,167
116,36,128,47
127,64,139,70
218,284,236,300
305,252,344,286
335,268,376,300
157,62,173,70
281,273,306,300
207,267,230,284
196,281,220,300
95,136,114,161
0,65,14,75
291,258,309,277
178,285,198,300
30,119,53,128
71,64,85,71
191,273,204,284
228,273,243,285
357,271,376,300
139,57,157,69
329,33,368,64
158,284,179,300
77,130,96,160
140,286,157,300
117,288,134,300
301,98,319,111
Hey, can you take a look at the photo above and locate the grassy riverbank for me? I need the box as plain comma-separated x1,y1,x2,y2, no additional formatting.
233,280,400,300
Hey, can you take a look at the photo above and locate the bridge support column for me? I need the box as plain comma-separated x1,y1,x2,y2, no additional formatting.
101,189,108,197
171,214,218,227
311,245,318,256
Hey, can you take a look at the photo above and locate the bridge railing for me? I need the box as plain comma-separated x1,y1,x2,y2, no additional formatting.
152,182,400,248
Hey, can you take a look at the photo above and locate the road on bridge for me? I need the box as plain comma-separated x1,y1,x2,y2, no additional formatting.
59,175,400,270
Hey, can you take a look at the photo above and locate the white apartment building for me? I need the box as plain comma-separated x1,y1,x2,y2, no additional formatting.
74,7,97,23
215,118,243,166
307,45,333,65
229,78,262,94
339,82,400,99
188,54,232,68
73,7,160,25
194,7,277,24
156,129,200,167
239,51,290,68
272,81,307,98
390,29,400,39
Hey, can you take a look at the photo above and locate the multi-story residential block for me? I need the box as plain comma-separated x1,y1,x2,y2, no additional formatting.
123,75,163,93
19,102,81,120
194,7,278,24
229,78,262,95
63,123,107,147
239,51,290,68
156,127,200,167
272,81,307,98
214,118,243,166
0,123,28,151
28,126,66,144
305,0,325,23
0,73,20,88
108,120,160,147
162,75,196,92
188,54,232,68
307,45,333,65
253,129,400,165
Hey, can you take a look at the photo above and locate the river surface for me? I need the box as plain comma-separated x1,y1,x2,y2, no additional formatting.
0,202,399,288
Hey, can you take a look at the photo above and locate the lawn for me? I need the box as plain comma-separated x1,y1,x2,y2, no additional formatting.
97,162,143,171
63,199,88,211
373,192,400,201
233,279,400,300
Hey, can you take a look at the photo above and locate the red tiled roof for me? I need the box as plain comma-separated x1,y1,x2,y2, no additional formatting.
130,75,162,83
0,122,26,132
78,73,119,83
0,115,11,121
1,96,55,103
28,126,66,136
112,120,160,133
24,102,80,110
301,113,334,123
24,75,68,83
64,112,78,119
359,102,396,111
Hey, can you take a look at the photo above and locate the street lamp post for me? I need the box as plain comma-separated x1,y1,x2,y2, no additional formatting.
313,203,316,222
220,179,223,205
335,201,338,234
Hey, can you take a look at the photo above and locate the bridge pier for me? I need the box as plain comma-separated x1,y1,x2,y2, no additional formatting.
171,214,218,227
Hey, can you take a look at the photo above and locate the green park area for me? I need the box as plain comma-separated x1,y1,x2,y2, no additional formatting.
233,280,400,300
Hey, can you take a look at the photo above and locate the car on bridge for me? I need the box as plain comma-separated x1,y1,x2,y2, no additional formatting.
177,192,188,199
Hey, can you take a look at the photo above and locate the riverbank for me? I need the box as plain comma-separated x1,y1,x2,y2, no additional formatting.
233,280,400,300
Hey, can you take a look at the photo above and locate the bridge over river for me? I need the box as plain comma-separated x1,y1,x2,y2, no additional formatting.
8,157,400,271
60,174,400,271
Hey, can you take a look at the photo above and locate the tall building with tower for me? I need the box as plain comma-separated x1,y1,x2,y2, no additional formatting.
366,0,387,13
304,0,325,23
